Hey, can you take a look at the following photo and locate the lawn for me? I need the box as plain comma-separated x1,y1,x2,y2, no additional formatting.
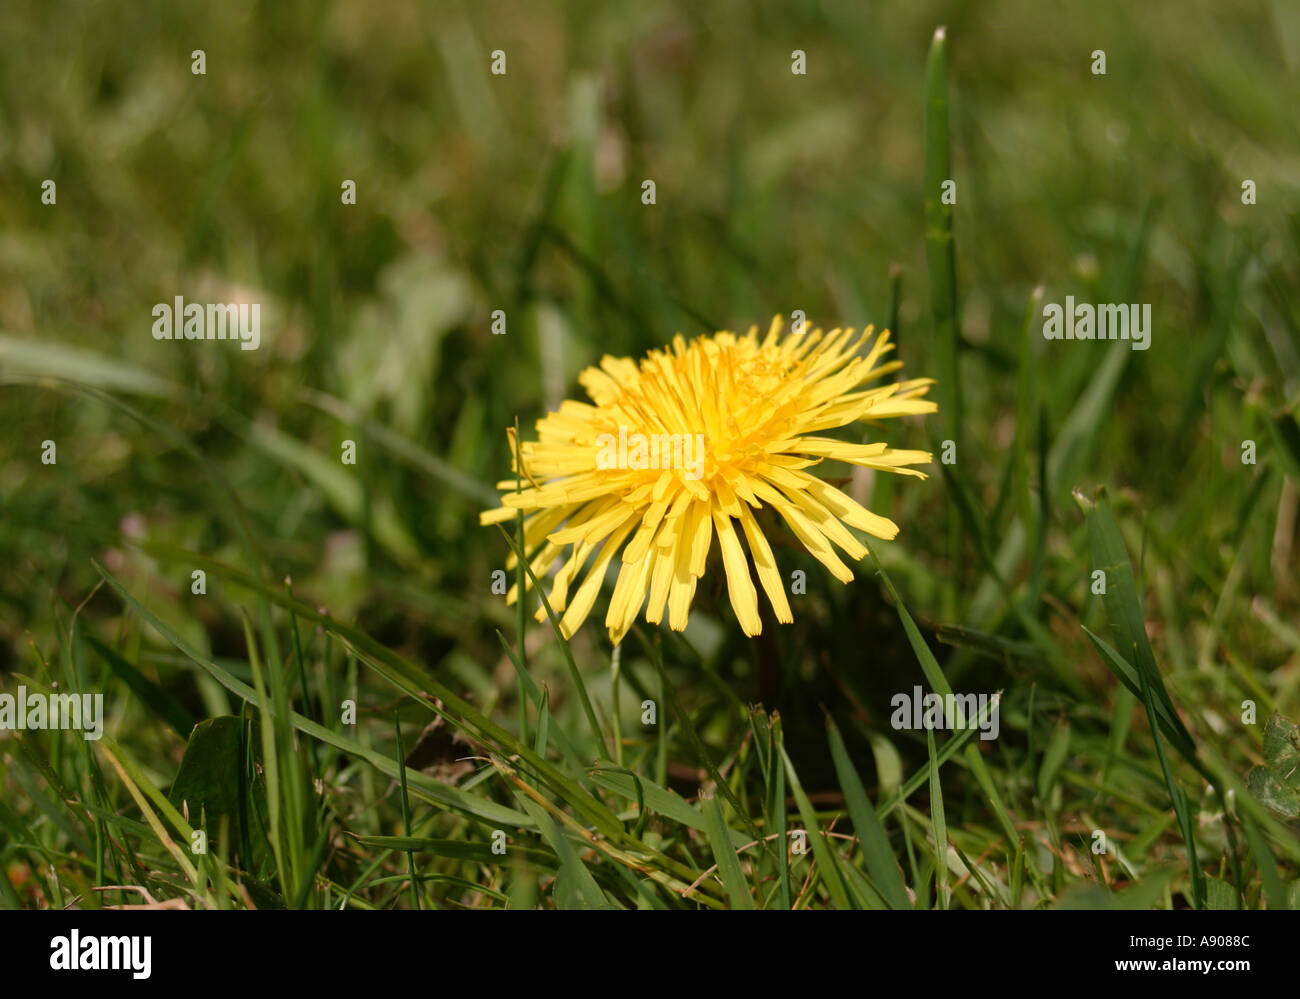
1,0,1298,911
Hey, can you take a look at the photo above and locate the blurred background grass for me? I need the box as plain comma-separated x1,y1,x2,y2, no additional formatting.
1,0,1299,909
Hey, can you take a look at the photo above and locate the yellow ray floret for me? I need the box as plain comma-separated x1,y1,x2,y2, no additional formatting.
481,317,936,645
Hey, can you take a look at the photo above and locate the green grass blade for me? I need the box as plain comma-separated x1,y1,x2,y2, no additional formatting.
702,790,754,909
923,24,960,447
926,725,950,909
826,716,910,909
780,746,853,909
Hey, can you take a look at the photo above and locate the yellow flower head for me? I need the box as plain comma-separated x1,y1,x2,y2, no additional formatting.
481,316,936,645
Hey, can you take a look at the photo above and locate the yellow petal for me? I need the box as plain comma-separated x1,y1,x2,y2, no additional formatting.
712,508,761,636
684,501,713,577
736,505,792,624
795,473,899,539
558,516,639,638
622,496,672,565
667,525,698,631
606,547,655,644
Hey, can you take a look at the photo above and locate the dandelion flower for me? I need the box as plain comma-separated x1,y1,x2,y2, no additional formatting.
481,317,936,645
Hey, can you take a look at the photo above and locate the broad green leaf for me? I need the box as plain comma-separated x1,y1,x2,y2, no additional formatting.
167,716,249,825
